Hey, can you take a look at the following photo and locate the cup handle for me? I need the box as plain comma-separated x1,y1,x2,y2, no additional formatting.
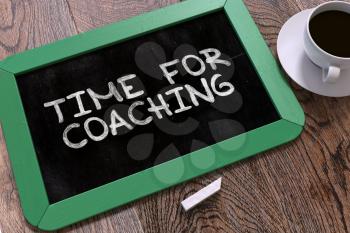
322,65,341,83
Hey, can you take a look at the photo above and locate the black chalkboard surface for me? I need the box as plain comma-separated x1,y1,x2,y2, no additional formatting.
16,11,279,204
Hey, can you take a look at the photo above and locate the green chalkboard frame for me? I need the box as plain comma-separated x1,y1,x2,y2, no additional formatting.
0,0,304,230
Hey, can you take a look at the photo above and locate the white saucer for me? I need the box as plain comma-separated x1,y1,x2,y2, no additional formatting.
277,9,350,97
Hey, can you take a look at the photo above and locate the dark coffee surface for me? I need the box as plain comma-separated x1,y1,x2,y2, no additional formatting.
309,10,350,57
16,11,280,203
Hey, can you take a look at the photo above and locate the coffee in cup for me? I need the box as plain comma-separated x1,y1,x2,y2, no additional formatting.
304,1,350,83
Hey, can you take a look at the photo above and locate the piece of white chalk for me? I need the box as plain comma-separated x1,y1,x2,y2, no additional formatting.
181,177,222,211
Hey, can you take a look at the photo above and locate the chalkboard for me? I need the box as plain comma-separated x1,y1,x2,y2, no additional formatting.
16,10,279,204
0,0,304,230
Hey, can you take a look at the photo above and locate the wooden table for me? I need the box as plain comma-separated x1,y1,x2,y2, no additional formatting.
0,0,349,232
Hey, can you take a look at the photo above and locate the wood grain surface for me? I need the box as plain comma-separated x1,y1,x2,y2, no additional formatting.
0,0,349,232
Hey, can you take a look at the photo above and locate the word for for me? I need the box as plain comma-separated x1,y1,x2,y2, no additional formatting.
43,48,235,149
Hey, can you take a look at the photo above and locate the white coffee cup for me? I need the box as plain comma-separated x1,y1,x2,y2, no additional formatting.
304,1,350,83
